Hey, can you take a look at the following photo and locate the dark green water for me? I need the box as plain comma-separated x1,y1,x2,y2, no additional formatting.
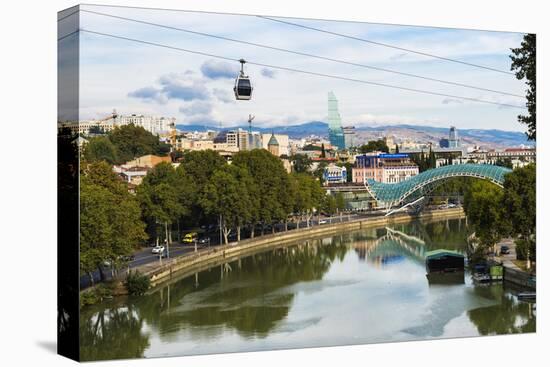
80,218,536,361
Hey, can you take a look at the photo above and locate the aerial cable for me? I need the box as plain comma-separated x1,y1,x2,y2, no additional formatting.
62,29,526,110
258,15,516,76
80,9,522,98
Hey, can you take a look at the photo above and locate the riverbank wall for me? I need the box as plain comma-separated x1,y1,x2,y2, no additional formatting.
141,208,465,289
503,265,536,289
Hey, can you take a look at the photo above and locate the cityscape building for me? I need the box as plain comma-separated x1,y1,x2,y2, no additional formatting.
327,92,345,150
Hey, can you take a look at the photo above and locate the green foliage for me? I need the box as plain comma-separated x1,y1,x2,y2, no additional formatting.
321,195,337,215
515,238,536,261
290,153,313,173
510,34,536,140
290,173,325,225
335,192,346,211
80,162,148,276
108,124,169,163
463,164,535,257
82,124,169,164
359,140,389,154
463,180,505,247
233,150,291,228
137,162,191,242
302,144,322,151
501,164,536,238
80,290,100,307
125,271,151,296
495,157,513,169
178,150,227,225
83,136,118,164
313,161,329,184
80,284,114,308
201,165,255,243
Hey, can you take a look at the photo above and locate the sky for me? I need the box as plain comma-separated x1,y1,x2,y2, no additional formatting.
60,4,528,131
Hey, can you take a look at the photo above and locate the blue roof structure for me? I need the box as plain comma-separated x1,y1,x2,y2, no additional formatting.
366,164,512,206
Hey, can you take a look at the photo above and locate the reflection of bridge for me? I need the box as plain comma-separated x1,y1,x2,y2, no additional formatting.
353,228,430,266
331,164,511,210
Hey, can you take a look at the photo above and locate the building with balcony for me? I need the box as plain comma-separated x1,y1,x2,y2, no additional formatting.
353,153,419,184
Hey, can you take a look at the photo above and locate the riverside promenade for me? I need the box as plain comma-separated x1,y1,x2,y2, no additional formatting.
495,238,536,289
133,207,465,289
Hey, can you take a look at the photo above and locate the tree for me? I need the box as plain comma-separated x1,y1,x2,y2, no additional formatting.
501,164,535,238
463,180,506,253
108,124,169,163
320,143,326,158
201,165,254,243
178,150,227,225
137,162,188,249
290,173,325,228
83,136,118,164
359,140,389,154
495,157,513,169
335,192,346,219
290,153,312,173
395,144,400,154
321,195,337,216
232,150,290,235
501,165,536,268
80,162,147,283
336,162,353,183
510,34,536,140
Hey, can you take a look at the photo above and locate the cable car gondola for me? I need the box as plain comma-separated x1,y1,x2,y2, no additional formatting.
234,59,253,100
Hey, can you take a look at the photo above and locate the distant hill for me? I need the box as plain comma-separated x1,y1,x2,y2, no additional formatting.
177,121,327,136
177,121,532,148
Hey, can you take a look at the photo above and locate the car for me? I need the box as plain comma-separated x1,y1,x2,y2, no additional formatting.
151,245,165,254
500,245,511,255
183,232,199,243
119,254,135,262
198,237,210,245
319,219,328,225
447,203,457,208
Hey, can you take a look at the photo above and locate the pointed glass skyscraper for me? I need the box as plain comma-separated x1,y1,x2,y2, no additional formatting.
328,91,345,150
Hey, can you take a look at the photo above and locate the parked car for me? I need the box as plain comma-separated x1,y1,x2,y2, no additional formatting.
152,245,165,254
500,245,510,255
319,219,328,225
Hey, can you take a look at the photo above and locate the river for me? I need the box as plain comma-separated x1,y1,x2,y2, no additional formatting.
80,217,536,361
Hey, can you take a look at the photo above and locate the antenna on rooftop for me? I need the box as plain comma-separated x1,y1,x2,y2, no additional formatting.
248,114,255,135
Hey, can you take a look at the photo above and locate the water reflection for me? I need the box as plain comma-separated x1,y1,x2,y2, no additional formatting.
79,218,535,361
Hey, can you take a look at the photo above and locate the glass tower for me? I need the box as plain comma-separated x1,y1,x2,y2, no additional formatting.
328,91,345,150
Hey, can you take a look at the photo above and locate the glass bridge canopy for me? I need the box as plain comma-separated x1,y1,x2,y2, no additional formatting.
366,164,512,205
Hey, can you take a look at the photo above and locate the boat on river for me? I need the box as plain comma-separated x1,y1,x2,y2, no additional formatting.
425,249,465,273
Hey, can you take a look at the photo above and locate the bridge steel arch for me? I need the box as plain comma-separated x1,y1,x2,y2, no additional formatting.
366,164,512,208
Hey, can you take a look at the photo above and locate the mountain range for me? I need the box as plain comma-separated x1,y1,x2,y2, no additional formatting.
176,121,532,148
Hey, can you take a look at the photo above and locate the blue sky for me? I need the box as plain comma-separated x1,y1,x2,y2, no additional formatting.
64,4,528,131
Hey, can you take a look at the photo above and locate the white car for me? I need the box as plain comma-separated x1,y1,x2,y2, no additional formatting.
151,245,165,254
319,219,328,225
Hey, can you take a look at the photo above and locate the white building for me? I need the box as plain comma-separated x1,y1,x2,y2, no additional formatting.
77,110,176,136
262,133,289,156
323,164,347,185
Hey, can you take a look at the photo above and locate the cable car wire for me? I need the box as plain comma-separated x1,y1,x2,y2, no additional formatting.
66,29,526,109
57,9,80,22
57,29,80,42
79,9,522,98
258,16,516,76
79,3,516,76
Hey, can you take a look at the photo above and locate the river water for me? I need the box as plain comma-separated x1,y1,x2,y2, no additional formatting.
80,218,536,361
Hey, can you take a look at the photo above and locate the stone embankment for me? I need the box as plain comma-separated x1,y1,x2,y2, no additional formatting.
141,208,465,288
